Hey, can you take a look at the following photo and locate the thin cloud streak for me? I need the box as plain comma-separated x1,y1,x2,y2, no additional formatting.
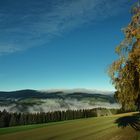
0,0,129,54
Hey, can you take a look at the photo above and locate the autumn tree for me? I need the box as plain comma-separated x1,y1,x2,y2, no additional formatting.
109,1,140,111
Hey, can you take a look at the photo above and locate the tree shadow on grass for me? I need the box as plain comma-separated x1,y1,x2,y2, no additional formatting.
115,113,140,131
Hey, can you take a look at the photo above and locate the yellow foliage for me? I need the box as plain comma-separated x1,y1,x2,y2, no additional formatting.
108,1,140,111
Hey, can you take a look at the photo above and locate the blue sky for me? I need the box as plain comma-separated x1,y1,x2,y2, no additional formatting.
0,0,137,91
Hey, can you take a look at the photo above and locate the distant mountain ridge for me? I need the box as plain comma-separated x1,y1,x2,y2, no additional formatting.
0,89,114,100
40,88,114,95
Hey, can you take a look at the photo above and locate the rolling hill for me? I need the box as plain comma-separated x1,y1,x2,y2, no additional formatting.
0,89,119,112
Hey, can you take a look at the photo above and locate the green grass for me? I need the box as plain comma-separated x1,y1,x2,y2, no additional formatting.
0,112,140,140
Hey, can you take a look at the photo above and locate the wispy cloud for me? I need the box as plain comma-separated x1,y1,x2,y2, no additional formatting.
0,0,129,54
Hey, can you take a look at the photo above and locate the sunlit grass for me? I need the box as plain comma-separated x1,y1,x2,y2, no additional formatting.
0,112,139,140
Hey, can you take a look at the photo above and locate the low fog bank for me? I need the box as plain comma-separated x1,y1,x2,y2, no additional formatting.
0,99,120,113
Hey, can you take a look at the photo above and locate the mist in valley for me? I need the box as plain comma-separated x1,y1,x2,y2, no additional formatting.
0,98,120,113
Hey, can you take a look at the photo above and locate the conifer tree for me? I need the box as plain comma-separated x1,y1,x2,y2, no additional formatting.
9,113,17,127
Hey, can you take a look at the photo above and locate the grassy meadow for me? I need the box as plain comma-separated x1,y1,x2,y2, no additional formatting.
0,112,140,140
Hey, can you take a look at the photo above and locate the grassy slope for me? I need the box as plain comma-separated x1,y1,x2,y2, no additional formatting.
0,112,140,140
